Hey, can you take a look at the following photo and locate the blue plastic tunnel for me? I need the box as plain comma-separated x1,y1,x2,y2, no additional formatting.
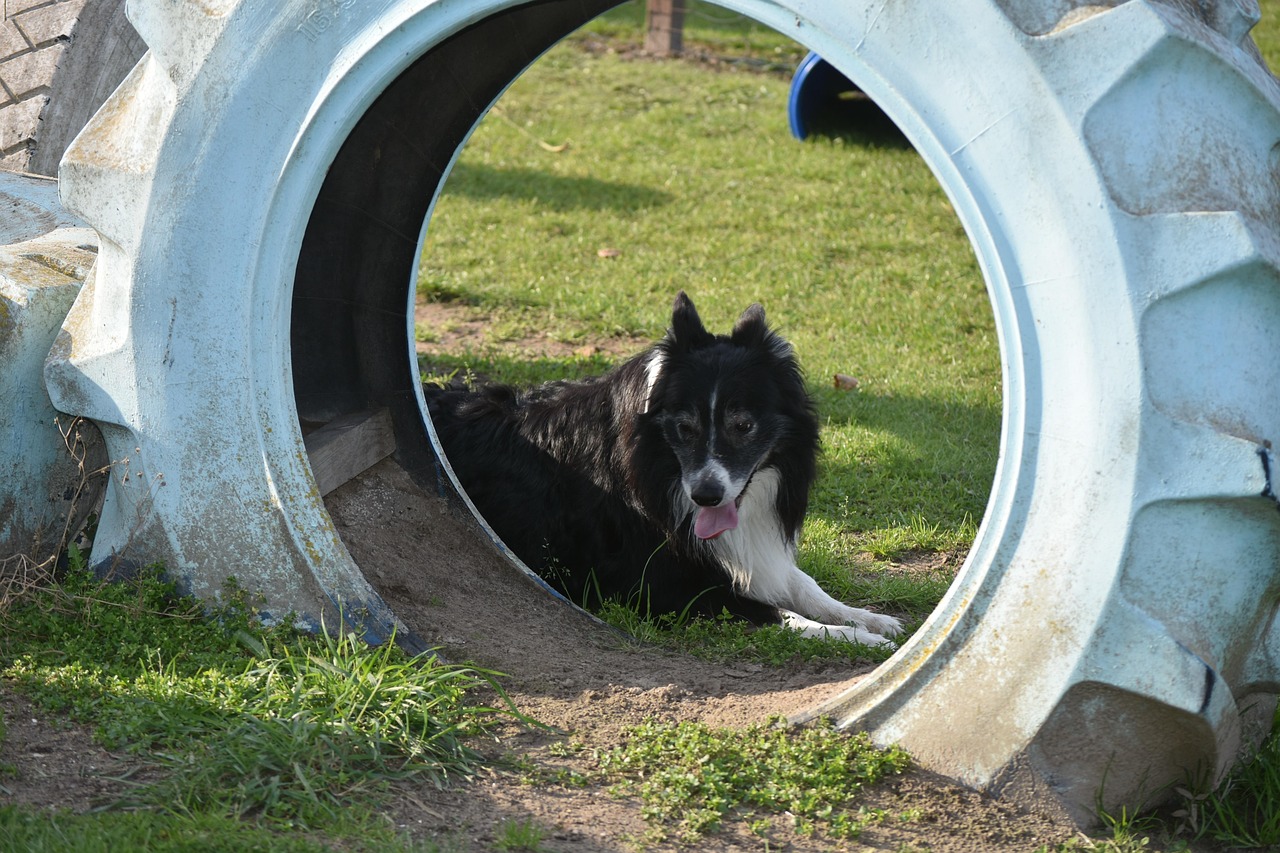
787,51,860,140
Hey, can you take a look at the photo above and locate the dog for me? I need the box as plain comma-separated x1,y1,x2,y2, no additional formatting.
423,292,903,646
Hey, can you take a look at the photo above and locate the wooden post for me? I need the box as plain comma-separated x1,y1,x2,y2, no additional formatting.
644,0,684,57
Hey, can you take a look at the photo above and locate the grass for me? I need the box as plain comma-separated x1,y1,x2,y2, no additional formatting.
594,717,910,844
595,599,895,664
493,818,551,852
0,566,521,848
1174,727,1280,848
0,808,363,852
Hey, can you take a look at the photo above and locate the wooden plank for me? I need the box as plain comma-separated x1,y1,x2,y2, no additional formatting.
303,408,396,497
644,0,684,57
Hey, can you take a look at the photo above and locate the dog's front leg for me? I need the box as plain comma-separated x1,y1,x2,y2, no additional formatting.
779,610,897,646
780,569,903,646
740,553,903,647
712,491,903,645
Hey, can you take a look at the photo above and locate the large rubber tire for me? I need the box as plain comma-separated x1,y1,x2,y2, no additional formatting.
0,0,142,176
45,0,1280,822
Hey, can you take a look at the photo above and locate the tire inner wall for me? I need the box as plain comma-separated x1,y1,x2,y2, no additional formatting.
291,0,621,486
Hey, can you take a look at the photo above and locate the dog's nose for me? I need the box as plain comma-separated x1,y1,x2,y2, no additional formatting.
691,481,724,507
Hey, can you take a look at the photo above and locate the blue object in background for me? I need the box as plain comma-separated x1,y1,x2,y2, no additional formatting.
787,51,860,140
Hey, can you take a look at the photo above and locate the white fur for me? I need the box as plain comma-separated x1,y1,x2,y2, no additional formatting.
695,468,903,647
780,611,897,645
641,352,665,414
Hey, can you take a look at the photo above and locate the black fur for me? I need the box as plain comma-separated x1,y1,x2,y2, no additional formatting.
423,292,820,624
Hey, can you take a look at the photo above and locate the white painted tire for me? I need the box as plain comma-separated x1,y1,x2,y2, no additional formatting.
0,0,144,176
45,0,1280,821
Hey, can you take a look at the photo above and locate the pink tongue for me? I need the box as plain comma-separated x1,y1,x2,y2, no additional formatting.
694,502,739,540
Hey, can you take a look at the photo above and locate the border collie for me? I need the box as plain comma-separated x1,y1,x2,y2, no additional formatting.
423,292,903,646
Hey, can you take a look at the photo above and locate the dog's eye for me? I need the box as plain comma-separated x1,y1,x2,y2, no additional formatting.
731,418,754,435
674,420,697,442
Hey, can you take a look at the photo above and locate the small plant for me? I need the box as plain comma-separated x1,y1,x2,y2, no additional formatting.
595,717,909,843
1094,804,1158,852
494,817,550,852
1179,714,1280,848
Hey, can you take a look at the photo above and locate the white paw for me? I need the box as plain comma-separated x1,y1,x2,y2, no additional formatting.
822,604,902,638
853,608,904,638
781,610,898,648
822,623,897,648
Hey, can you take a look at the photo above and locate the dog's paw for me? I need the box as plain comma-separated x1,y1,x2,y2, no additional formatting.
825,605,903,639
781,611,898,648
852,608,904,638
827,624,897,648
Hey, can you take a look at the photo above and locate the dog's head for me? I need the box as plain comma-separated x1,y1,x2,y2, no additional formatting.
643,291,817,540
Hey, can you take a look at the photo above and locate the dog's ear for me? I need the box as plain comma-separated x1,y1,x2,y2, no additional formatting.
732,302,794,359
730,303,767,345
668,291,714,350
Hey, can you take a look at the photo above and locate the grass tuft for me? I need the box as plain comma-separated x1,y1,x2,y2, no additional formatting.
595,600,900,666
118,625,513,825
0,567,522,834
595,717,909,843
1179,722,1280,847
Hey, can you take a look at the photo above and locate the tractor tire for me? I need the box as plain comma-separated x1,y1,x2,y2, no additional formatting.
0,0,142,176
45,0,1280,822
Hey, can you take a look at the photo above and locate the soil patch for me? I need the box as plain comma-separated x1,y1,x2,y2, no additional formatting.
414,300,647,363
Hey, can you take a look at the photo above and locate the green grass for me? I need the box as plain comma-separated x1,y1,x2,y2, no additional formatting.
0,807,408,853
0,567,520,848
1175,725,1280,848
493,818,551,852
595,600,895,665
594,717,910,844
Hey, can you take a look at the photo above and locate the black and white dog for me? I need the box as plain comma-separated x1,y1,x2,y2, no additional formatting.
424,292,902,646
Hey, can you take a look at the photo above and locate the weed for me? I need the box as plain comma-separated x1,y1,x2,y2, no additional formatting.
595,717,909,842
1180,716,1280,847
494,817,550,852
